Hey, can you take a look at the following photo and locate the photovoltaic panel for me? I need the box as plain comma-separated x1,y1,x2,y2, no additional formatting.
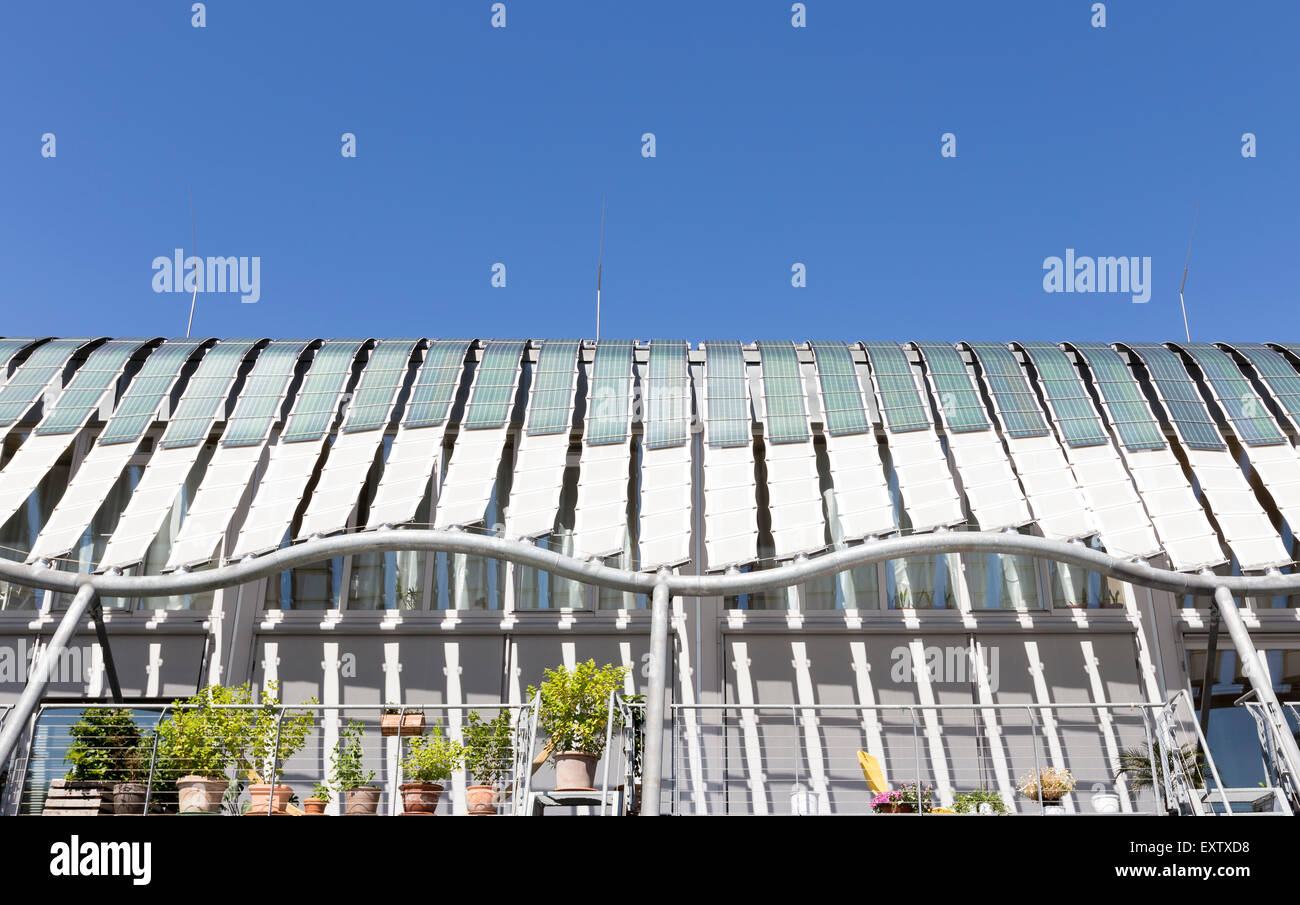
461,340,525,429
278,339,365,442
34,339,151,436
0,339,92,427
1069,343,1167,452
1123,343,1226,452
810,341,870,436
1016,342,1110,448
861,342,930,433
967,343,1051,439
1176,343,1286,447
913,342,991,433
220,341,311,447
525,340,580,435
756,341,809,444
1229,343,1300,429
402,340,470,428
159,339,259,448
644,340,691,449
340,338,419,432
584,340,633,445
703,341,751,447
95,339,205,445
0,338,40,376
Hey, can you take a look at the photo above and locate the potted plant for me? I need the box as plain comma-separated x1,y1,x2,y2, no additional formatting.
1115,742,1206,791
154,685,248,813
528,660,628,791
399,725,464,815
381,703,426,738
304,783,331,815
1017,766,1076,813
871,790,911,814
330,719,380,815
63,707,150,815
222,682,317,815
952,788,1008,815
462,709,514,815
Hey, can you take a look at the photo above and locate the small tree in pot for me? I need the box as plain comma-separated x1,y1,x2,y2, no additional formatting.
462,709,514,815
63,708,151,815
229,683,317,815
154,686,250,813
330,719,380,814
528,660,628,791
399,726,464,814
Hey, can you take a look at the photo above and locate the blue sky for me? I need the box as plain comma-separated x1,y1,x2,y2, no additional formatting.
1,1,1295,342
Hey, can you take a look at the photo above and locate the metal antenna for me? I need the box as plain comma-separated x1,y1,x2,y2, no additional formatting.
185,187,199,338
596,193,606,343
1178,200,1199,342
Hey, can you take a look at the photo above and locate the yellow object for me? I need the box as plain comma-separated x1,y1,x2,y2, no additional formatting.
857,751,887,793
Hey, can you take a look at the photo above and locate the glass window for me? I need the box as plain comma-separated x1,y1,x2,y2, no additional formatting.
1048,537,1125,608
0,438,68,610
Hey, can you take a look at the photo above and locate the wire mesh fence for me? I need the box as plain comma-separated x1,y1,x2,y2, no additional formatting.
666,694,1226,816
19,700,538,816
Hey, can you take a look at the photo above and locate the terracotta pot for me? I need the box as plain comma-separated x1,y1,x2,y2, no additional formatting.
381,713,426,737
466,784,499,815
345,785,382,815
112,782,147,816
247,783,294,814
400,782,443,814
553,751,599,790
875,803,915,814
176,775,227,814
304,798,327,815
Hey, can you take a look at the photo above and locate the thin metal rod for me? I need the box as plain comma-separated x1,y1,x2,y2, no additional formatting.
9,528,1300,600
186,187,198,338
639,573,670,816
89,599,123,703
1197,604,1220,737
1178,199,1199,343
1212,586,1300,800
0,584,97,768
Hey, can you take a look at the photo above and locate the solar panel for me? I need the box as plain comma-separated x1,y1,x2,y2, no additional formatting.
1069,342,1168,452
34,339,150,436
584,340,633,445
1124,343,1227,452
525,340,580,435
159,339,259,448
861,342,931,433
0,338,38,377
1230,343,1300,429
1016,342,1110,448
644,340,691,449
461,340,525,429
402,340,470,428
95,339,204,445
0,338,90,427
704,341,751,447
913,342,991,433
1177,343,1286,447
279,340,366,442
340,338,419,433
967,343,1051,439
757,341,809,444
221,341,311,447
810,341,870,436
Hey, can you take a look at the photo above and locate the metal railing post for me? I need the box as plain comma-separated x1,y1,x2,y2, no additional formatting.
639,571,671,816
267,706,287,815
0,583,98,769
142,704,171,815
909,706,921,816
1027,706,1043,814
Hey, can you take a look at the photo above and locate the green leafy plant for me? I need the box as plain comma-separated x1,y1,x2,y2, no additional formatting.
1017,766,1076,801
229,682,318,783
952,788,1008,814
897,781,933,813
527,660,628,758
401,725,465,783
1115,742,1207,790
308,782,332,803
64,708,145,784
329,720,376,790
463,710,514,786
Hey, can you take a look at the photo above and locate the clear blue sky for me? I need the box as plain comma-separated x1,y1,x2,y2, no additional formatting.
1,1,1295,342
